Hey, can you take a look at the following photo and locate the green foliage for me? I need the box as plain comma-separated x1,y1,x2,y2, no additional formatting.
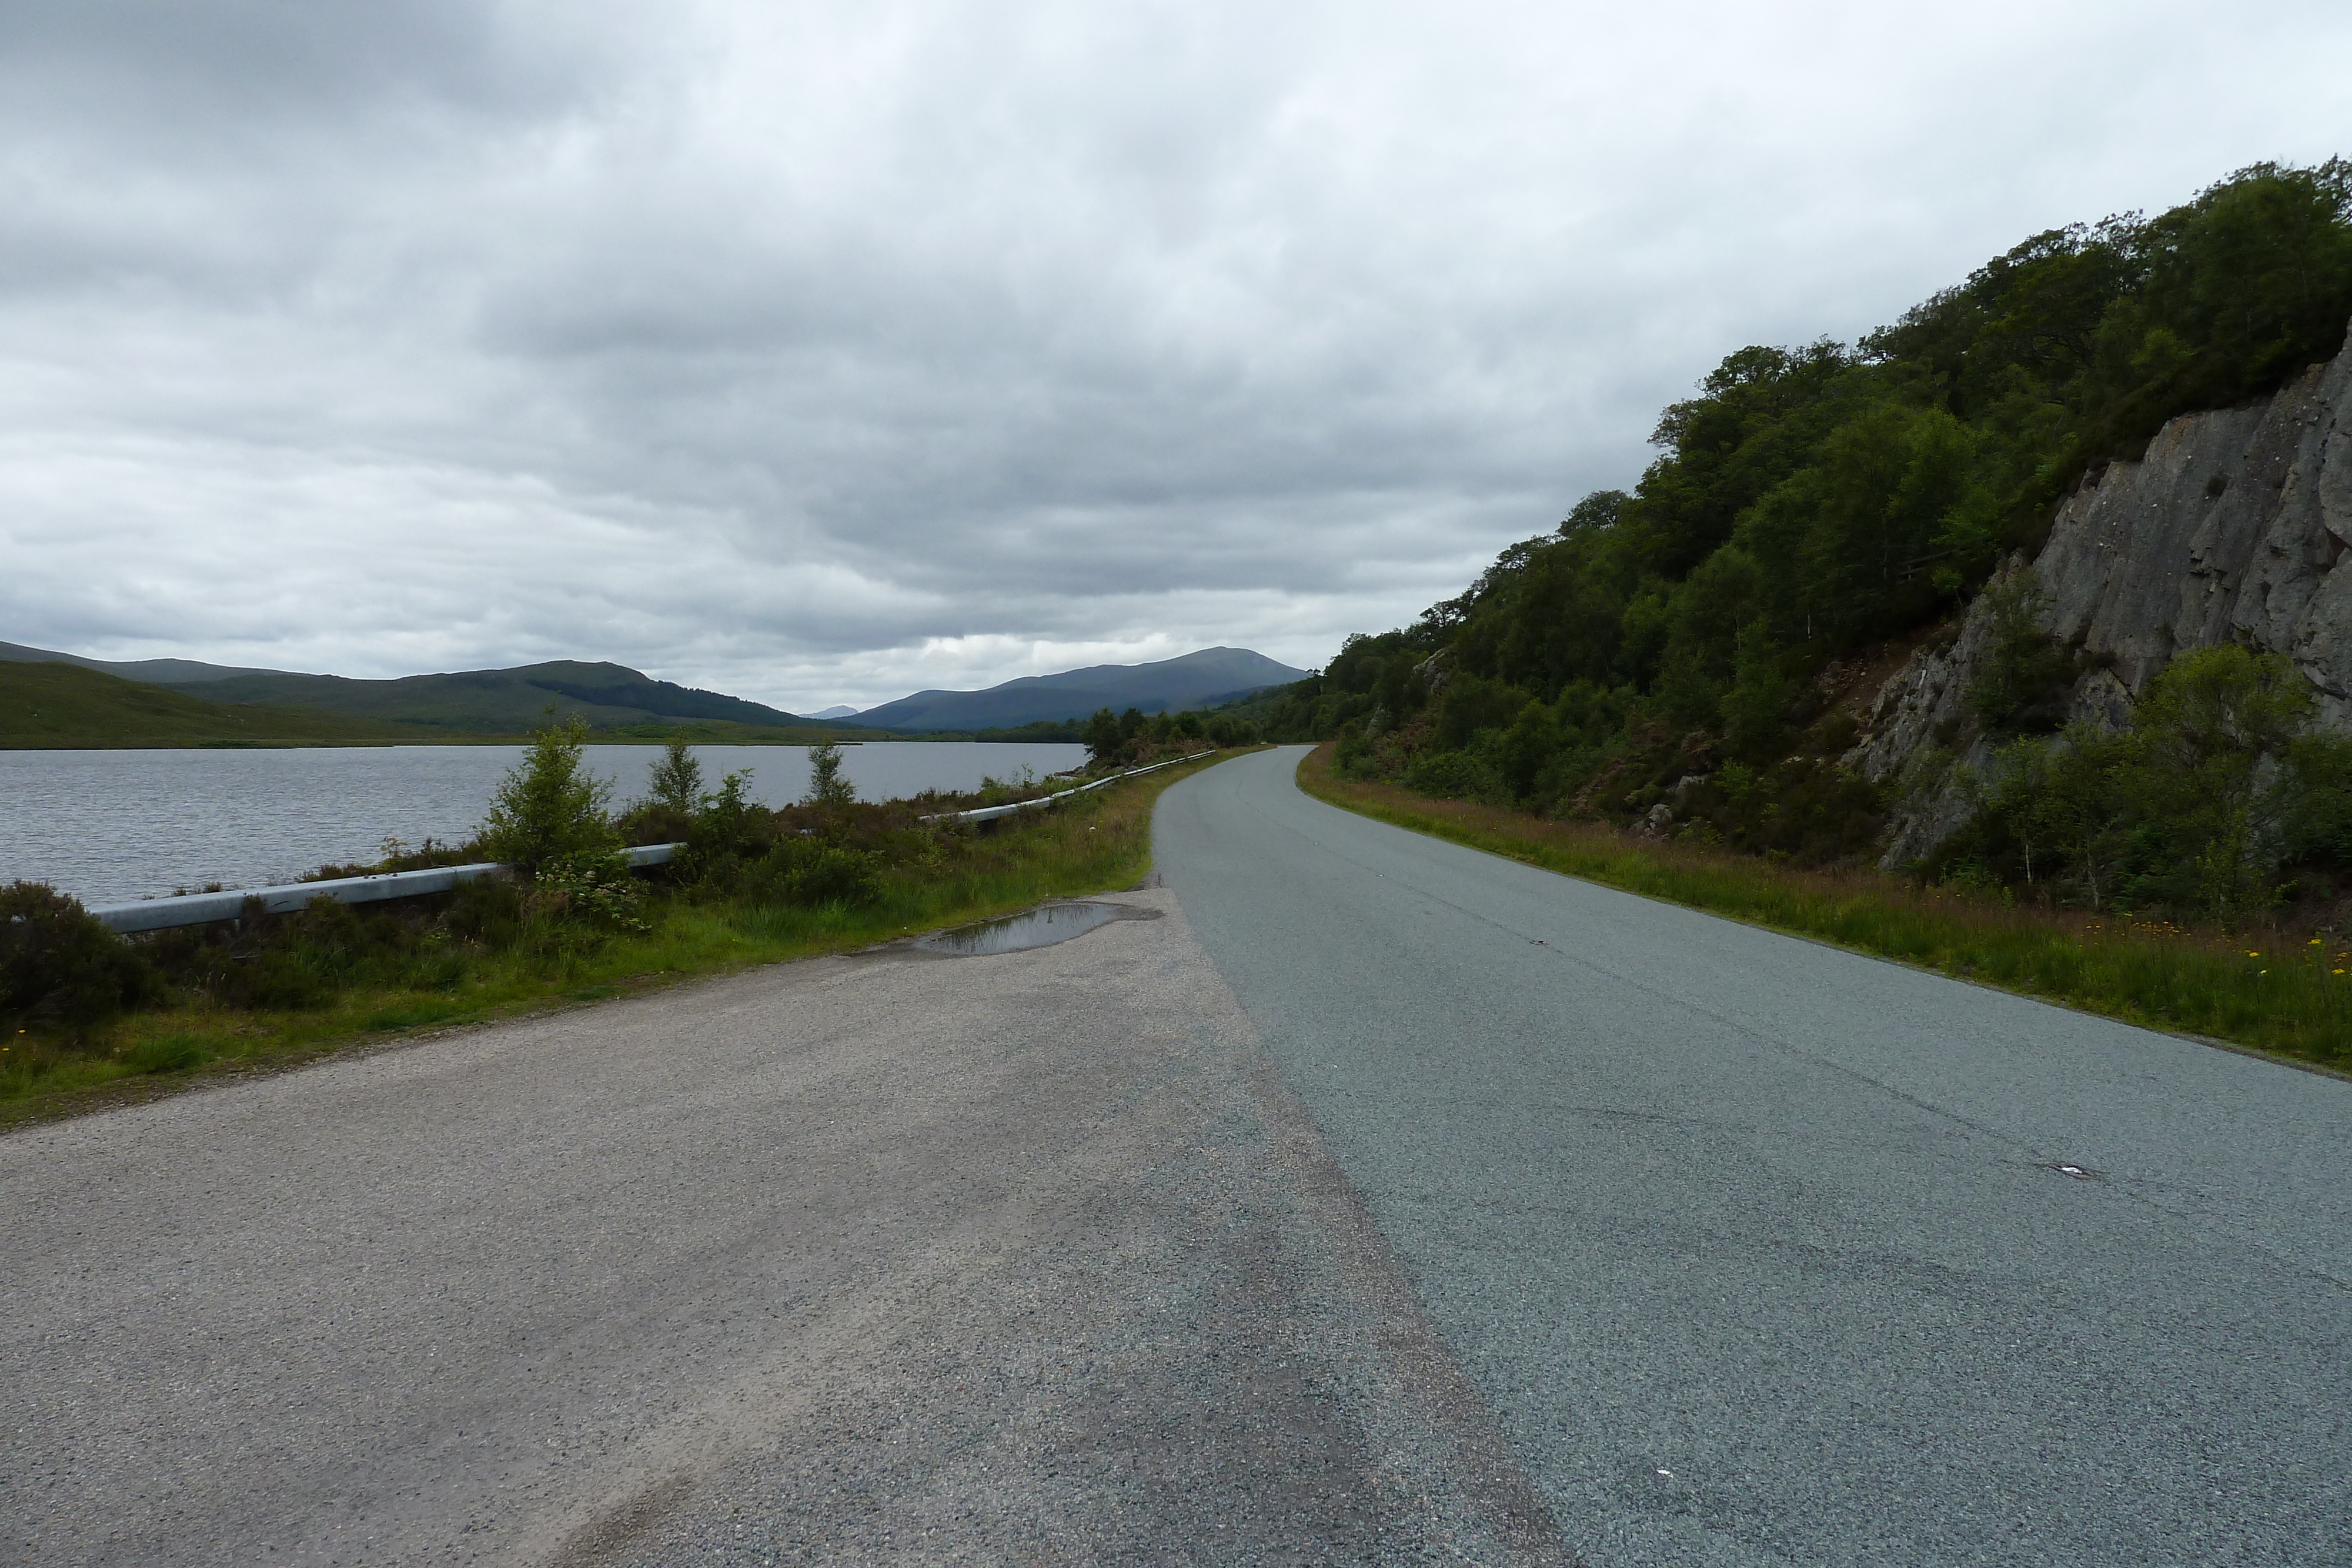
1403,749,1501,802
1081,707,1124,765
1720,620,1797,756
646,739,706,814
0,661,446,748
803,741,857,807
744,840,884,910
1948,646,2352,920
479,716,619,875
968,718,1084,743
532,851,649,933
1971,572,2080,735
0,882,160,1033
1230,160,2352,867
3,753,1236,1118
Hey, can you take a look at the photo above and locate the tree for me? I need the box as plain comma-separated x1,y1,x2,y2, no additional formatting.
1081,707,1124,767
1971,571,2078,736
479,715,618,875
646,738,705,814
801,741,856,806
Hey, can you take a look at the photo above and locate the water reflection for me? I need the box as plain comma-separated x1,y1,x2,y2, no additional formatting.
913,901,1128,955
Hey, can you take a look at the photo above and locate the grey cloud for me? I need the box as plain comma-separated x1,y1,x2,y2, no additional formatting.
1,0,2347,711
0,0,609,129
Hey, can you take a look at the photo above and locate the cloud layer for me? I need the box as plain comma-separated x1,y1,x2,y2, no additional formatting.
2,0,2345,709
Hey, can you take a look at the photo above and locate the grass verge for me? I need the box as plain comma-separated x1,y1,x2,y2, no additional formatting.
1295,744,2352,1072
2,750,1242,1129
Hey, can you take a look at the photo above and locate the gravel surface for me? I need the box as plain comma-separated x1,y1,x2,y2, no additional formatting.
1161,747,2352,1566
2,880,1567,1565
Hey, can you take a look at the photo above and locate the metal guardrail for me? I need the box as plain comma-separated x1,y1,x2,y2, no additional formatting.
86,753,1224,932
920,750,1220,824
88,843,681,934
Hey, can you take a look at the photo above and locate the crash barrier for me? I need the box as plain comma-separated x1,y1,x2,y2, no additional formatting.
86,751,1222,932
919,750,1220,824
88,843,683,935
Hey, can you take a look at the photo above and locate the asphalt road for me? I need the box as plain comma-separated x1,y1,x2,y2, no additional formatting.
7,747,2348,1564
1158,747,2352,1566
3,884,1562,1566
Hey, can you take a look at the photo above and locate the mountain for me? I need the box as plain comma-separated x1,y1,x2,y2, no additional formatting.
172,660,831,733
0,639,278,686
810,705,863,719
853,647,1309,731
0,662,455,748
1,641,850,735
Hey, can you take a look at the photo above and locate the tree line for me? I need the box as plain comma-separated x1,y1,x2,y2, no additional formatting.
1240,159,2352,919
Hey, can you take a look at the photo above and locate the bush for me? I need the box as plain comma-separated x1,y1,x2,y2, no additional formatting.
531,852,649,932
1949,645,2351,919
1,882,161,1034
1404,749,1500,801
478,716,619,875
673,770,772,892
743,840,884,909
1972,572,2079,736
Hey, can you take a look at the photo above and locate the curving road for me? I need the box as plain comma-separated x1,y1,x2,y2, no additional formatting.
1160,747,2352,1565
4,745,2348,1564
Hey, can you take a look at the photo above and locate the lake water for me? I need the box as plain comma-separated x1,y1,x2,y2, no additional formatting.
0,743,1088,905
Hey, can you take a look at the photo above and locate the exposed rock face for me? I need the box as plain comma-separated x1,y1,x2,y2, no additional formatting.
1850,321,2352,866
2035,346,2352,724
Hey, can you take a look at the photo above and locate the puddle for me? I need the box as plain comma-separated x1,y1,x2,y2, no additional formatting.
913,901,1150,955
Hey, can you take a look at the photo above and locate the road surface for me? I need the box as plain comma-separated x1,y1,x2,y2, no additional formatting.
1157,747,2352,1565
4,745,2347,1564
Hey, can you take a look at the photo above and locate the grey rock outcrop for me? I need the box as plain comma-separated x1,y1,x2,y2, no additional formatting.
1850,320,2352,866
2034,344,2352,722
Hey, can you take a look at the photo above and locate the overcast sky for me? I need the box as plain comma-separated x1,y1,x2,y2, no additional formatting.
1,1,2344,711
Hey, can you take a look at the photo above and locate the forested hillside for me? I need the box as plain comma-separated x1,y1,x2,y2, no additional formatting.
1245,161,2352,910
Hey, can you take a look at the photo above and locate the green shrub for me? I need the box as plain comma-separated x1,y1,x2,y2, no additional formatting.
532,851,649,932
478,715,619,874
1951,645,2352,919
446,875,525,945
744,840,883,909
1972,572,2079,736
1404,749,1498,801
1,882,160,1035
686,769,762,864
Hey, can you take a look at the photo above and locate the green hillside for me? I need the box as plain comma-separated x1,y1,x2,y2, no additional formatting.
0,663,464,748
172,658,846,734
1248,158,2352,919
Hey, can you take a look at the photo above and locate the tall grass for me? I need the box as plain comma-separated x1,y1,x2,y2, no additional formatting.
1,751,1234,1126
1297,745,2352,1071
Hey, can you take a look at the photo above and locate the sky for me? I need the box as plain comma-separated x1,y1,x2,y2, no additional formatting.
1,1,2346,713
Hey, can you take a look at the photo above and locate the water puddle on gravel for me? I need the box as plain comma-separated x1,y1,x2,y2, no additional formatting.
914,901,1143,955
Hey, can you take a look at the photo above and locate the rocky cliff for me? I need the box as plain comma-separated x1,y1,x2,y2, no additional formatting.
1849,321,2352,866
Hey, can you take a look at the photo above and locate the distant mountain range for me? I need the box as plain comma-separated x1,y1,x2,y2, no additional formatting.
0,641,830,734
852,647,1308,731
0,638,1309,744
